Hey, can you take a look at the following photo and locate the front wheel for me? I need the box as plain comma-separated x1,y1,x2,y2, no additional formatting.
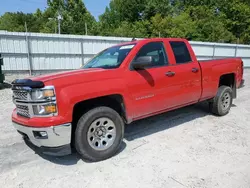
75,107,124,162
209,86,233,116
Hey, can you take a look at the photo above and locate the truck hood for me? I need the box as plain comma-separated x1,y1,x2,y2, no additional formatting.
31,68,104,83
27,68,122,88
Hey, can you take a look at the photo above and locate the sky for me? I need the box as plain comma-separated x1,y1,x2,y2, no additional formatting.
0,0,111,20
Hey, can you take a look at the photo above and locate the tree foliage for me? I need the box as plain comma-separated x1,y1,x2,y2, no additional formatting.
0,0,96,35
0,0,249,44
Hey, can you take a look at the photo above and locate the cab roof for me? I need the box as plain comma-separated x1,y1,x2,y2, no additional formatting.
113,38,188,47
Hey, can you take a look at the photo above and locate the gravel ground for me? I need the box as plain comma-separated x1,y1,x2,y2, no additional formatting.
0,70,250,188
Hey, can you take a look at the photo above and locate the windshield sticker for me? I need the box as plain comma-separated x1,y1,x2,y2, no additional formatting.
119,45,135,50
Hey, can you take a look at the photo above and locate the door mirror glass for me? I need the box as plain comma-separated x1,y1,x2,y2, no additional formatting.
132,56,153,69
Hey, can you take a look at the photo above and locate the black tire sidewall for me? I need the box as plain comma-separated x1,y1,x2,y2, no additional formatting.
215,86,233,116
75,107,124,161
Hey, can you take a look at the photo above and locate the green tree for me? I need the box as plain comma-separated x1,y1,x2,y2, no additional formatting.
218,1,250,43
99,0,146,35
143,0,173,19
187,6,236,42
113,20,150,38
45,0,97,35
0,12,39,32
150,13,196,38
0,0,250,44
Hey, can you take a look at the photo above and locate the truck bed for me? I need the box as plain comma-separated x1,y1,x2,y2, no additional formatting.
199,57,242,63
198,57,243,101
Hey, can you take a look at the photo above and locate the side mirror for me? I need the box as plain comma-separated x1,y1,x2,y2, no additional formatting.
132,56,153,69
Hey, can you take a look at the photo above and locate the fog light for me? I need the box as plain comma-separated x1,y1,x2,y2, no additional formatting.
33,131,48,139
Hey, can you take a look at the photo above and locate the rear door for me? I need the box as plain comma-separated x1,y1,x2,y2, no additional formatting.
164,40,202,107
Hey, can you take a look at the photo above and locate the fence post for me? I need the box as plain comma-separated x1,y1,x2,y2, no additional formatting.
0,54,5,83
81,39,85,67
25,33,32,75
234,44,238,57
212,44,216,59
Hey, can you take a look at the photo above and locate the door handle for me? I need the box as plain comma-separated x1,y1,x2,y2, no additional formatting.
192,68,199,73
166,71,175,77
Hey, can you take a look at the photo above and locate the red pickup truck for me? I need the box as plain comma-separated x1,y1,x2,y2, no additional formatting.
11,38,244,161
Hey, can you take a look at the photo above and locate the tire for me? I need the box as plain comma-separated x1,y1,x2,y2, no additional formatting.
209,86,233,116
75,106,124,162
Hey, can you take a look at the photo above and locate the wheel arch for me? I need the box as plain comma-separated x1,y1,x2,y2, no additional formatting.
219,73,236,99
71,94,128,145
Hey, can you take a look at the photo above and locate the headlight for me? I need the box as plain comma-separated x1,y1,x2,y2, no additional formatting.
31,87,55,101
32,103,57,115
31,86,57,116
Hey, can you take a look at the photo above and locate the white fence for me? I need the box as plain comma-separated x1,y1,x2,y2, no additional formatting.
0,30,249,74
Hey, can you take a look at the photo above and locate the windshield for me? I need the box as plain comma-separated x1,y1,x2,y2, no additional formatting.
83,44,135,69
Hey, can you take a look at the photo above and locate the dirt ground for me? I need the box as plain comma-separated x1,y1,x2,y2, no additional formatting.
0,70,249,188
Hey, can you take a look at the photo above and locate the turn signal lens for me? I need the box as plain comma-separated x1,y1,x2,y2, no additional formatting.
45,105,57,113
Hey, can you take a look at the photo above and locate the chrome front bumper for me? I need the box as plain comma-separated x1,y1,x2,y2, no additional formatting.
13,122,72,148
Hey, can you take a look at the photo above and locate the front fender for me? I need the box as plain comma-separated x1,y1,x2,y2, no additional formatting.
55,79,133,122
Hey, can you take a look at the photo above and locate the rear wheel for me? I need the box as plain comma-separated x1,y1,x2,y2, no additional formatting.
75,107,124,162
209,86,233,116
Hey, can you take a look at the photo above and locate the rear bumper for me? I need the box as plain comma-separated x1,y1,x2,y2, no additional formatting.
13,121,72,156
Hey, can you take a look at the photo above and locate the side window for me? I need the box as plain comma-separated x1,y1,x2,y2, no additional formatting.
134,42,168,68
170,41,192,64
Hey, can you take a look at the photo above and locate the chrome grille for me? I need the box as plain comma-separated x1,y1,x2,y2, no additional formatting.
13,90,29,101
16,104,30,118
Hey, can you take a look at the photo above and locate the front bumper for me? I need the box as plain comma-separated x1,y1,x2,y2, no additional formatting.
13,121,72,156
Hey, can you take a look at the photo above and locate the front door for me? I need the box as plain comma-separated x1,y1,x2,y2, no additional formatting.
125,41,174,118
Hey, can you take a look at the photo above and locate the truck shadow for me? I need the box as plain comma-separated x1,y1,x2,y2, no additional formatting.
27,102,210,165
0,82,12,89
25,139,127,165
124,102,210,141
24,139,80,165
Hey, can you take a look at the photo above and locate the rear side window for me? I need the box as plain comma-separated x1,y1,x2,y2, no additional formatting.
170,41,192,64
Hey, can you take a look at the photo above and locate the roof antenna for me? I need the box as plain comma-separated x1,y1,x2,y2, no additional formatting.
131,38,137,41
